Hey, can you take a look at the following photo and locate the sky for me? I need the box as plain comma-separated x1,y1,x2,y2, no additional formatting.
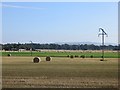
2,2,118,44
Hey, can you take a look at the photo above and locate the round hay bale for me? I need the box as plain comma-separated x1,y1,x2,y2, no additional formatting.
33,57,41,63
80,55,85,58
75,55,78,58
101,56,103,58
70,55,74,58
46,56,52,61
8,54,11,57
90,55,93,58
67,55,69,57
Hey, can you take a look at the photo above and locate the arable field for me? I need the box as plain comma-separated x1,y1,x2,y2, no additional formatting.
2,56,118,88
2,50,119,58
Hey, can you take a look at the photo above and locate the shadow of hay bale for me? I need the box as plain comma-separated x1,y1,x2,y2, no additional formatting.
100,59,107,61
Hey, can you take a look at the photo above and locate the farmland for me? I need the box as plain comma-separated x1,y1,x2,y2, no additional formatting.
2,53,118,88
1,50,119,58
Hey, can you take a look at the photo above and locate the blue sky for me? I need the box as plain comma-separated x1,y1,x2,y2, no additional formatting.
2,2,118,44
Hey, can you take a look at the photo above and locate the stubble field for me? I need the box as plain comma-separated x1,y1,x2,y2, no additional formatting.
2,56,118,88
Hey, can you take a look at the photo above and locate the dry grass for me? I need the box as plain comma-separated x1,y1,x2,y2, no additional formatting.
3,76,117,88
2,57,118,88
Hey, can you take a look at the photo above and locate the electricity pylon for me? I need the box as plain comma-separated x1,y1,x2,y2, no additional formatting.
98,28,108,60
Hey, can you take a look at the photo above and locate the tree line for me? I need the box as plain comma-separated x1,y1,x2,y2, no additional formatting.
1,43,119,51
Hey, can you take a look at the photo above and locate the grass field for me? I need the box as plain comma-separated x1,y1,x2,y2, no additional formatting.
1,50,119,58
2,56,118,88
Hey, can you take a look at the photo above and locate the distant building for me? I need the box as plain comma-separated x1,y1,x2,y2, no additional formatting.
19,49,26,52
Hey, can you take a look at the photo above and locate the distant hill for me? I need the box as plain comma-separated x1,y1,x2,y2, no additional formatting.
55,42,118,46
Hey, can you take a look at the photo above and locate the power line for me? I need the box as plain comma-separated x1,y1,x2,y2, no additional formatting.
30,41,33,56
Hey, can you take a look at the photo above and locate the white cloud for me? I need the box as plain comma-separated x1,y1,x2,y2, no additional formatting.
2,4,46,10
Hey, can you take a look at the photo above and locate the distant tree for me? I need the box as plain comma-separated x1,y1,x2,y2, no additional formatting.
1,43,119,51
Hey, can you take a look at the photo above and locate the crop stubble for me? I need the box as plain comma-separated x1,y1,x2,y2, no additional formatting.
2,57,118,88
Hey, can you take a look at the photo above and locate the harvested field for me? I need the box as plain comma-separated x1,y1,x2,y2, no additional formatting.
2,57,118,88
